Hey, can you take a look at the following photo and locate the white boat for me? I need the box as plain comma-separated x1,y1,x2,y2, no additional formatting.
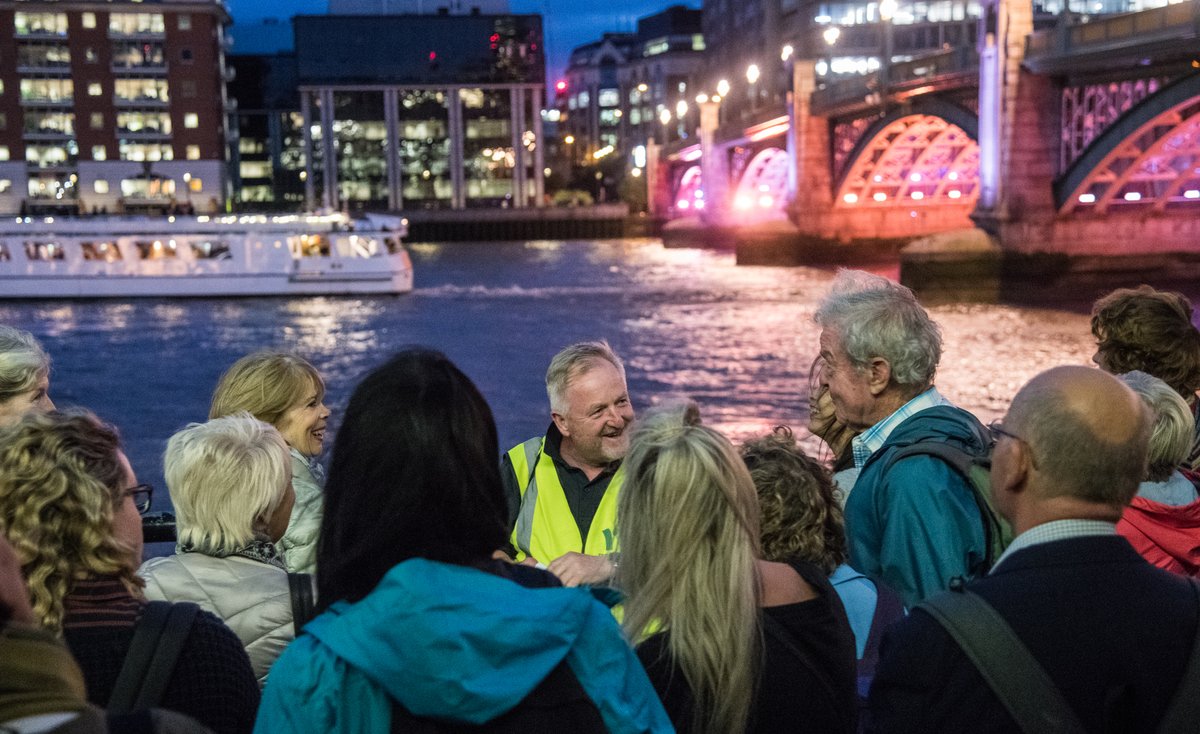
0,213,413,298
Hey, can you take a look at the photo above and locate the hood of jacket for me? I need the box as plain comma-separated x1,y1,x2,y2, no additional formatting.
869,404,991,459
1118,495,1200,576
269,558,669,733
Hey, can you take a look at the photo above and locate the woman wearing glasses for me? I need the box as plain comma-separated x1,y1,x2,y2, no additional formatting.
0,409,260,734
140,413,297,685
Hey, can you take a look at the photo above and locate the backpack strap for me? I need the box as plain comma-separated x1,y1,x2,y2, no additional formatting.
288,571,317,636
1156,579,1200,734
108,601,200,714
919,591,1087,734
885,440,1006,574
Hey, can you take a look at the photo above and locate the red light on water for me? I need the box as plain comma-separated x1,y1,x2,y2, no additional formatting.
555,80,567,92
428,51,437,61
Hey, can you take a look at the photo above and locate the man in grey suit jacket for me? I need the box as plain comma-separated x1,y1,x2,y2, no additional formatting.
868,366,1200,734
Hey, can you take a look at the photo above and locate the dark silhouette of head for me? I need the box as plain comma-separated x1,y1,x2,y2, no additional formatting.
316,349,507,609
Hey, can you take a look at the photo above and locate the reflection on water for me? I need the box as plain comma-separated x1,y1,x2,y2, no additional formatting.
0,238,1163,507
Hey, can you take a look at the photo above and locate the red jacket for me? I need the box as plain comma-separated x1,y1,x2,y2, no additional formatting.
1117,492,1200,577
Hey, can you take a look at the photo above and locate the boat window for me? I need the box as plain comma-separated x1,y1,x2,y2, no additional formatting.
384,236,403,255
134,239,178,260
24,241,65,261
81,241,122,262
191,240,231,260
333,234,379,258
297,234,329,257
0,243,9,261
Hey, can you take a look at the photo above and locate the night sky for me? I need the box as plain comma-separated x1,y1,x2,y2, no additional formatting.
226,0,701,83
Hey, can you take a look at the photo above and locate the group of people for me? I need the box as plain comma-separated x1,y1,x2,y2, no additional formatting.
0,270,1198,734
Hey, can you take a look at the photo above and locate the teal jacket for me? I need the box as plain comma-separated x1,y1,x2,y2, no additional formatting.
845,405,989,608
254,558,672,734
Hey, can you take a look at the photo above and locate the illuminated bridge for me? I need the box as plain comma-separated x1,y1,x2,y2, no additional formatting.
659,0,1200,258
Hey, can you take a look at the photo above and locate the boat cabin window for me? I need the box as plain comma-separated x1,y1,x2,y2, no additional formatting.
0,243,10,261
134,239,178,260
297,234,329,257
81,241,122,262
384,236,403,255
191,240,231,260
24,241,65,261
333,234,379,258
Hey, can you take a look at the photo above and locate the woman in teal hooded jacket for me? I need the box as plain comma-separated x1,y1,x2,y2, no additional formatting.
255,349,670,734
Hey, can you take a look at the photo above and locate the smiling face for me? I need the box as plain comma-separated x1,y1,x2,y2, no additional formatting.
818,328,878,431
553,359,635,471
276,383,330,458
0,373,54,428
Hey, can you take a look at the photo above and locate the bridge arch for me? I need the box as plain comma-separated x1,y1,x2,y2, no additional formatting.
1056,74,1200,214
732,147,790,219
674,165,703,212
834,99,980,208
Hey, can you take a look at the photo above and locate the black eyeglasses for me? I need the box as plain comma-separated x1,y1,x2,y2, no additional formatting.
988,420,1038,469
124,484,153,515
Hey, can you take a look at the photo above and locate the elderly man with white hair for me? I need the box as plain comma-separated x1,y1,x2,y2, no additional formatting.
1116,370,1200,576
814,270,992,606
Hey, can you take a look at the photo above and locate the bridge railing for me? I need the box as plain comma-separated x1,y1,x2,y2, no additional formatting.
811,46,979,117
1026,2,1199,60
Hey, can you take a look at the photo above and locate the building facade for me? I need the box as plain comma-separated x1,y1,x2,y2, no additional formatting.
0,0,231,215
293,12,545,211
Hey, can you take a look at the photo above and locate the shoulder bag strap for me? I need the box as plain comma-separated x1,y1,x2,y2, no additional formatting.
132,601,199,711
920,591,1087,734
288,571,316,636
1156,579,1200,734
108,601,199,713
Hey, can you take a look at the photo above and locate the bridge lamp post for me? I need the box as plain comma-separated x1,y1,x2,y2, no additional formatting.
659,108,673,144
879,0,897,115
676,100,689,138
822,26,841,83
746,64,761,112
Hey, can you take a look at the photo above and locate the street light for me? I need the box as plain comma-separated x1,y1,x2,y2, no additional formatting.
879,0,897,114
822,26,841,80
746,64,760,111
780,44,794,62
716,79,731,97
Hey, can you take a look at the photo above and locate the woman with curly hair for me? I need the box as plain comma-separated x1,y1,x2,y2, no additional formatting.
0,410,259,734
0,325,54,427
1091,286,1200,469
741,427,904,701
210,351,330,574
619,404,857,734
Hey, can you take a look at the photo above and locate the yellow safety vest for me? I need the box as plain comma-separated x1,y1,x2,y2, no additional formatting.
508,436,623,564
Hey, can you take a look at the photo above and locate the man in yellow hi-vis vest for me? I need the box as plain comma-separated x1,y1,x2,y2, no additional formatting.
502,341,634,587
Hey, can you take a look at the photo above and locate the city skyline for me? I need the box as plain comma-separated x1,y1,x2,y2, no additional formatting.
225,0,701,83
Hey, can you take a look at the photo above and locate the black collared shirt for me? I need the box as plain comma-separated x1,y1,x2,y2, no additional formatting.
502,423,621,548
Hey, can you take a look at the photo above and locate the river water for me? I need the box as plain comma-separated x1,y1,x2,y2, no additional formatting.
1,237,1139,512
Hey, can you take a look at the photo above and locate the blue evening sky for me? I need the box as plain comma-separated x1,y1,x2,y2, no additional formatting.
226,0,701,83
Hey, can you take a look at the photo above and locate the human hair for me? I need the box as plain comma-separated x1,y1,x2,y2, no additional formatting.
165,413,291,555
741,426,847,574
0,326,50,404
545,340,625,414
813,269,942,389
0,410,142,632
209,351,324,426
1008,371,1151,508
1118,371,1194,483
1091,286,1200,399
619,402,761,734
317,349,508,610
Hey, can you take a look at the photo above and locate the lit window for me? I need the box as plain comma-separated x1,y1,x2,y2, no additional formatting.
92,145,106,161
186,145,200,160
0,146,8,161
178,14,192,30
90,113,104,129
94,180,110,194
0,180,10,194
85,47,98,63
188,177,202,193
184,113,199,128
0,113,5,130
88,82,102,96
82,12,96,29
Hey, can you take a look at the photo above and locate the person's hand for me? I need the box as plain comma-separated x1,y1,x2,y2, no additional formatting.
546,552,615,587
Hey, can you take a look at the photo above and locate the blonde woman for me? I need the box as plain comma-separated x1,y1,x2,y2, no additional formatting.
0,325,54,426
210,351,330,574
140,413,297,684
619,404,858,734
0,410,259,734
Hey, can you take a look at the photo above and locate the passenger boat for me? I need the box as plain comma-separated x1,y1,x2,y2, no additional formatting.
0,213,413,298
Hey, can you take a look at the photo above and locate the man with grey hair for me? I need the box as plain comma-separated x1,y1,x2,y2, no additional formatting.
869,366,1200,733
502,340,634,587
814,270,991,606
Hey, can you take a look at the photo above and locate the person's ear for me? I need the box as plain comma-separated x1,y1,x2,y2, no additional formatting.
550,410,570,437
866,358,892,396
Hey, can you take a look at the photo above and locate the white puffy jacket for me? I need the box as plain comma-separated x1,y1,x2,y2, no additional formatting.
139,553,293,686
279,449,324,574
